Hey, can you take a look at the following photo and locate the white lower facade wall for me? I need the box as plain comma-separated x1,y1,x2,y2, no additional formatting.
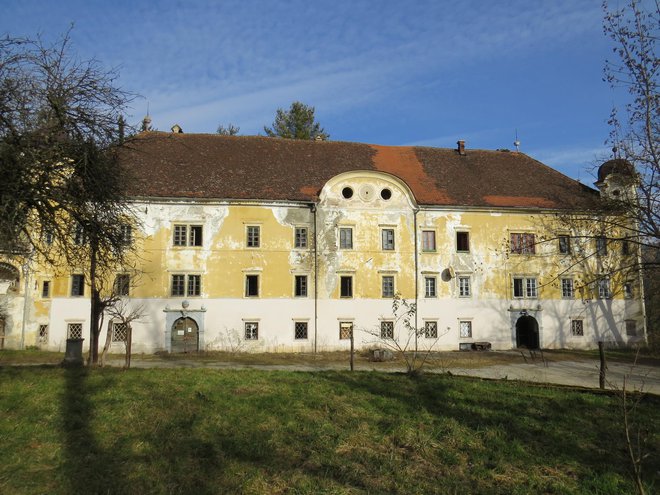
33,295,646,353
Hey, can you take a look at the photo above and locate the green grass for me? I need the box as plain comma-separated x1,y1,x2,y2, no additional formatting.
0,367,658,494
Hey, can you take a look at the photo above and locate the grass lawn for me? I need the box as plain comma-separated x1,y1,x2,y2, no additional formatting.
0,366,658,494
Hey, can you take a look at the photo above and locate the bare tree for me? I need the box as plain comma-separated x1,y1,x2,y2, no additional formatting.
361,294,444,375
99,295,145,368
0,31,137,363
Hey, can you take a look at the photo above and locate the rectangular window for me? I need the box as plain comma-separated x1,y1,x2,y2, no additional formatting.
114,274,130,296
425,277,437,298
381,229,395,250
245,322,259,340
42,281,50,298
71,274,85,297
382,276,394,298
245,275,259,297
294,321,308,340
339,227,353,249
120,224,133,245
561,278,574,299
112,322,128,342
74,223,86,245
187,274,201,297
456,232,470,252
246,226,260,248
571,319,584,336
510,233,536,254
596,236,608,255
380,321,394,339
294,227,308,249
422,230,436,252
189,226,203,247
513,277,537,298
340,276,353,298
622,240,631,255
295,275,308,297
459,321,472,338
598,278,611,299
171,275,185,297
559,235,571,254
625,320,637,337
67,323,83,339
526,278,538,298
424,321,438,338
173,225,187,246
38,324,48,344
458,276,471,297
624,282,633,299
339,321,353,340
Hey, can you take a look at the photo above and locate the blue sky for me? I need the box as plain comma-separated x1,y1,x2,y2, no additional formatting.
2,0,631,182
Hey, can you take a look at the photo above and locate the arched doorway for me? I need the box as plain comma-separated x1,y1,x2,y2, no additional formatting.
171,317,199,353
516,315,540,349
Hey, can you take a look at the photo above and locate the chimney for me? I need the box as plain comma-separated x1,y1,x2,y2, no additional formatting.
457,140,466,156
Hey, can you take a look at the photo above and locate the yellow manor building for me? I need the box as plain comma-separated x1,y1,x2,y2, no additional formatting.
0,131,647,353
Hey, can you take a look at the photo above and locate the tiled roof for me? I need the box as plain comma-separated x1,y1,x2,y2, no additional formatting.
119,132,599,209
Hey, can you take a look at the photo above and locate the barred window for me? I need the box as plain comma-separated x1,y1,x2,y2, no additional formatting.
382,276,394,298
380,321,394,339
510,233,536,254
112,322,128,342
245,322,259,340
120,224,133,245
38,324,48,344
571,320,584,336
247,226,260,248
625,320,637,337
339,322,353,340
294,227,308,249
67,323,83,339
424,321,438,338
459,321,472,338
294,322,308,340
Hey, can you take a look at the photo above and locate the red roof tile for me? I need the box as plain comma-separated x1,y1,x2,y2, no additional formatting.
119,132,599,209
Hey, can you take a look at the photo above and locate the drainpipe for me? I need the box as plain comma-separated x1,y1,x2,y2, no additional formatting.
312,203,318,354
20,257,32,350
413,207,419,354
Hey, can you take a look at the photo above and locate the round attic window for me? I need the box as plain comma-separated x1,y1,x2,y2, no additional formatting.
342,187,354,199
380,188,392,200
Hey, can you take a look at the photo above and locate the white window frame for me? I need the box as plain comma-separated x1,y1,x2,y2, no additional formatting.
459,320,472,339
458,276,471,297
294,227,308,249
513,276,538,299
381,228,395,251
422,230,436,252
424,276,437,298
339,227,353,250
381,275,395,298
561,278,574,299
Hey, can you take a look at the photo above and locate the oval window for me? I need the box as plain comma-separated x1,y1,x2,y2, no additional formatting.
342,186,354,199
380,188,392,200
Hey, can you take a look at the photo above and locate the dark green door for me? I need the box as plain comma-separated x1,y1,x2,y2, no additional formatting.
171,317,199,353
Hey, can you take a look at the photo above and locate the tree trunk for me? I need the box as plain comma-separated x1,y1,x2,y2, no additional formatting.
99,319,113,366
89,236,101,365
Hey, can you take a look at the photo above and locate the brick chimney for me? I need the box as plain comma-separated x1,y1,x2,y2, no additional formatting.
457,140,466,156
